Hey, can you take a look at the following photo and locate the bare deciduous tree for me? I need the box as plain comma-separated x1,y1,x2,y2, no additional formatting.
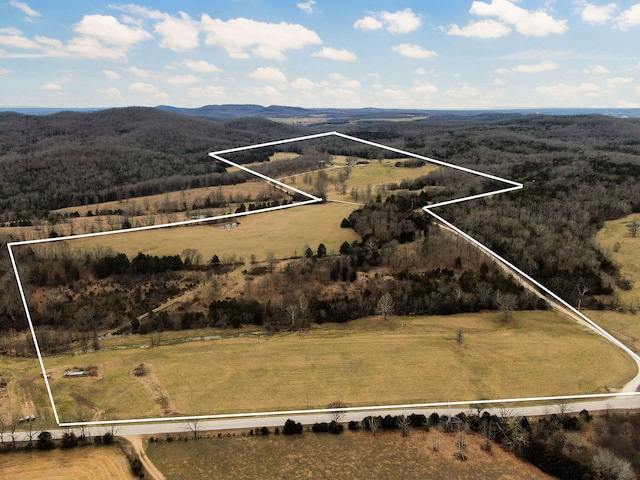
25,418,40,448
496,292,517,322
396,415,411,437
364,416,380,436
627,217,639,238
186,420,200,440
327,401,347,423
376,293,395,320
502,417,529,453
593,449,636,480
576,285,589,311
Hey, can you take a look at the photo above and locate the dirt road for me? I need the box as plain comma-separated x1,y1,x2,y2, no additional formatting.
122,435,166,480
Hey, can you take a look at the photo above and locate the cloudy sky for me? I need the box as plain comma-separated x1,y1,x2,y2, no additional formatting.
1,0,640,109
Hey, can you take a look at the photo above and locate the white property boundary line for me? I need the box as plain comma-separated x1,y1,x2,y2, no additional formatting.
5,131,639,428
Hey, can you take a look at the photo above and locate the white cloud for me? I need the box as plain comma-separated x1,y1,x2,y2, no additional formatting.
380,8,422,34
415,67,428,75
353,16,383,31
297,0,316,13
0,68,12,75
324,73,361,88
0,14,155,59
580,3,617,24
292,78,319,90
41,83,61,91
392,43,437,59
445,84,480,99
74,15,152,46
129,82,168,99
377,88,411,102
615,4,640,29
249,85,283,101
97,87,122,98
496,60,559,73
535,82,599,96
354,8,422,34
103,69,121,79
9,1,40,20
189,85,226,99
165,74,201,85
321,88,361,105
182,60,220,73
128,66,156,78
446,19,512,38
467,0,568,36
311,47,357,62
154,12,200,51
249,66,287,83
0,28,39,49
493,78,505,86
607,76,634,86
201,16,321,60
583,65,609,74
411,81,438,94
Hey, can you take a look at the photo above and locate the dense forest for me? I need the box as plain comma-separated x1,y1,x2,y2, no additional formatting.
0,108,295,219
1,108,640,351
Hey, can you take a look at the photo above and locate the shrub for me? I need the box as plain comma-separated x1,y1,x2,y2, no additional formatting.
312,423,329,433
130,458,143,477
61,432,78,449
408,414,427,428
328,421,344,435
36,431,55,451
283,419,303,435
429,412,440,426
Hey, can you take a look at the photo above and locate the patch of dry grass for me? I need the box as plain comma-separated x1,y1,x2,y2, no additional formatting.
147,429,553,480
66,202,359,262
0,446,136,479
595,213,640,308
24,311,637,423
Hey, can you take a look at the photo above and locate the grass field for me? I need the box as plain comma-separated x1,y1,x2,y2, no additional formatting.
0,446,136,479
59,201,360,262
590,213,640,354
595,213,640,308
11,311,634,424
284,157,438,203
147,429,552,480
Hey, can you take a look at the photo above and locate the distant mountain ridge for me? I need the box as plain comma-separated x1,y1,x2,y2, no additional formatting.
2,104,639,120
157,104,640,121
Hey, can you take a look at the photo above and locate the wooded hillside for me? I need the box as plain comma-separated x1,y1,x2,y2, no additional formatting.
0,108,296,219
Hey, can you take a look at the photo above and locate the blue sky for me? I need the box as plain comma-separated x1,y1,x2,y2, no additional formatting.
1,0,639,109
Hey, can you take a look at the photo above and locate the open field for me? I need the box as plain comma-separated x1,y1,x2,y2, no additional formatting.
6,311,634,424
587,310,640,354
0,446,136,479
590,213,640,353
147,428,552,480
55,201,360,262
51,182,273,218
284,157,438,203
595,213,640,308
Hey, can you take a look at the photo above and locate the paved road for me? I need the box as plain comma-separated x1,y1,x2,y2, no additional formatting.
11,391,640,443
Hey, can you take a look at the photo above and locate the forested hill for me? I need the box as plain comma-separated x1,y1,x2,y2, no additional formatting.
0,107,296,220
